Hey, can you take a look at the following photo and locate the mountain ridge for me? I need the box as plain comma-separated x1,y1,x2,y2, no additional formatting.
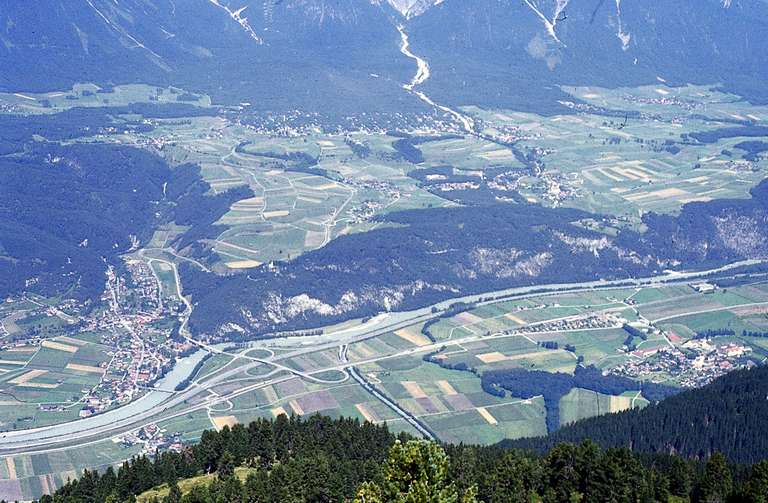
3,0,766,115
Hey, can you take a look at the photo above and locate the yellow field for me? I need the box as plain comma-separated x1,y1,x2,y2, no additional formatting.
297,195,324,204
208,180,245,190
8,369,59,389
355,403,377,423
5,457,16,480
66,363,105,374
6,346,37,353
436,380,458,395
476,352,508,364
454,312,484,325
401,381,428,399
39,474,55,496
504,313,526,324
479,149,515,160
10,369,48,385
41,340,78,353
477,350,546,364
55,336,87,346
610,396,633,413
271,406,287,418
219,214,260,223
624,188,690,202
289,400,305,415
225,260,263,269
231,197,265,210
476,407,498,425
211,415,238,431
313,182,340,191
263,385,278,404
393,328,431,347
263,210,290,219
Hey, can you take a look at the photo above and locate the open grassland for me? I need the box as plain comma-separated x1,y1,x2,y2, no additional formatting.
417,135,526,172
183,372,422,440
637,285,768,323
149,261,180,300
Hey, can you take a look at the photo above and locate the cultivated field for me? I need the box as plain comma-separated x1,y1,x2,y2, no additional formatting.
0,332,112,431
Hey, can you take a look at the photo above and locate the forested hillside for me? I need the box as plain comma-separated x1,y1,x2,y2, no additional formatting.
37,414,768,503
184,178,768,337
506,366,768,465
0,141,251,302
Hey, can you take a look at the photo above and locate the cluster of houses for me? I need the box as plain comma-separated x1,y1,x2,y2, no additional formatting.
117,424,185,456
612,338,753,387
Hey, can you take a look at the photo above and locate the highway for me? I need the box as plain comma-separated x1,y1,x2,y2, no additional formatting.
0,258,764,456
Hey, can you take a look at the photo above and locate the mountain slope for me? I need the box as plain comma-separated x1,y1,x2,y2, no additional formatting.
0,0,422,114
0,128,251,302
404,0,768,113
2,0,766,117
505,365,768,465
383,0,444,18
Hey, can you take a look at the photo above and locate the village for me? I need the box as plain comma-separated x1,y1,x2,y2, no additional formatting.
0,257,195,420
612,339,754,388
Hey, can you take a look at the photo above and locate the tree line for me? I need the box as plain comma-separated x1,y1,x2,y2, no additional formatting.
507,366,768,466
481,365,678,432
32,414,768,503
694,328,768,339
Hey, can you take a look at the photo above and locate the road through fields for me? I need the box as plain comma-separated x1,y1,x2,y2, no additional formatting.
0,258,764,455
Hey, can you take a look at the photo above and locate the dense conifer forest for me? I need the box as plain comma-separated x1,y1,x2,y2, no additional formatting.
506,366,768,466
32,414,768,503
30,365,768,503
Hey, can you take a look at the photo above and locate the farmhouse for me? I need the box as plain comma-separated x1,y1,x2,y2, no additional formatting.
690,282,716,294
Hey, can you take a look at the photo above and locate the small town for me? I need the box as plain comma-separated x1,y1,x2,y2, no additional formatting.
0,256,193,419
612,338,754,387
